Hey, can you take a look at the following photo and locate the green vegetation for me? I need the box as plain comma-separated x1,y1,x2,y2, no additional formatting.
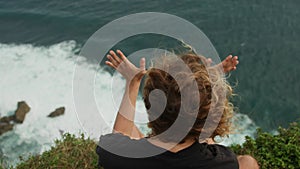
16,133,98,169
1,158,6,169
231,121,300,169
2,122,298,169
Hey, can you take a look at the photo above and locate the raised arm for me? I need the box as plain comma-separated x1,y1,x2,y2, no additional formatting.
202,55,239,73
221,55,239,73
201,55,239,145
105,50,145,139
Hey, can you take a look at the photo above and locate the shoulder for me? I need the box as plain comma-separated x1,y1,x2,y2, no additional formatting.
204,144,239,168
99,133,134,146
97,133,139,152
213,144,236,157
96,133,163,158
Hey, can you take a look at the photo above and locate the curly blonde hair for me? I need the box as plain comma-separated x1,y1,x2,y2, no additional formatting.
142,52,234,143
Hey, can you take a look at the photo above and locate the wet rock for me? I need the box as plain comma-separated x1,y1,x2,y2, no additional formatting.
14,101,31,123
0,115,15,123
0,122,14,135
0,101,31,135
48,107,65,118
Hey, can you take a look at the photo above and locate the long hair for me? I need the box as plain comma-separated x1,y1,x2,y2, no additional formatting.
142,52,234,143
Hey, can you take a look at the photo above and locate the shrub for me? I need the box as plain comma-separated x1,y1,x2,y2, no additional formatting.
16,133,98,169
231,121,300,169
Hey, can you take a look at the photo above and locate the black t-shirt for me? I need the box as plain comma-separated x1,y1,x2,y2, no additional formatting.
96,133,239,169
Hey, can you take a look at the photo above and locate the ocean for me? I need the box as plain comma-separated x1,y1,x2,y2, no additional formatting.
0,0,299,166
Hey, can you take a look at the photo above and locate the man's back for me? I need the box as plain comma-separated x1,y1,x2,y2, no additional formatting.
96,133,239,169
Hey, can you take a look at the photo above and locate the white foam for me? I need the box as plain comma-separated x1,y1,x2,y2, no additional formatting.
0,41,103,165
220,113,257,146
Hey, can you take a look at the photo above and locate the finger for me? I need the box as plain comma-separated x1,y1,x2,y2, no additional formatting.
140,57,146,70
109,50,122,64
107,54,119,67
105,61,117,69
206,58,212,66
233,56,239,65
226,55,233,61
116,50,128,63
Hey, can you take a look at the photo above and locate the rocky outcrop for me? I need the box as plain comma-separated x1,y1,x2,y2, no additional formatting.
0,102,65,136
48,107,65,118
0,122,14,135
0,101,30,136
0,115,15,123
14,101,31,123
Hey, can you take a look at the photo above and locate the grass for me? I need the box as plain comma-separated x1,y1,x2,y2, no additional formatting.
16,133,98,169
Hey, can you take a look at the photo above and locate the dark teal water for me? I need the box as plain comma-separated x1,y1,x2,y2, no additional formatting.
0,0,299,130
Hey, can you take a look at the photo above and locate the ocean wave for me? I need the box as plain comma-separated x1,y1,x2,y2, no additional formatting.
0,41,102,166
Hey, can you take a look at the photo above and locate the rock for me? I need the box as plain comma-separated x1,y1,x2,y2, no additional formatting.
59,129,65,136
0,122,14,135
48,107,65,118
14,101,30,123
0,115,15,123
0,101,31,135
